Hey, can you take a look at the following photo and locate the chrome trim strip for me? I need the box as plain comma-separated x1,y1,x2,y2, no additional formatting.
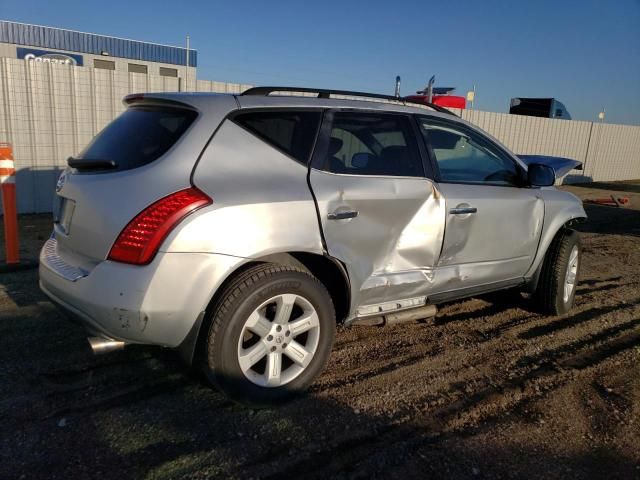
449,207,477,215
327,210,358,220
40,237,88,282
356,296,427,318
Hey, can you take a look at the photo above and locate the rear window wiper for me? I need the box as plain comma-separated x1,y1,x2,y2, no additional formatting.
67,157,118,171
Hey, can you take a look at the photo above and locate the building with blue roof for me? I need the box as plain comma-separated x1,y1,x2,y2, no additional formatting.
0,20,197,80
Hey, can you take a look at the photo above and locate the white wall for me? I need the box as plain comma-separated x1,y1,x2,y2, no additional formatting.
0,57,639,213
452,108,640,183
0,58,250,212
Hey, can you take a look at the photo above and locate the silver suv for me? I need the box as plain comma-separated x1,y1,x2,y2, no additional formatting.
40,87,586,405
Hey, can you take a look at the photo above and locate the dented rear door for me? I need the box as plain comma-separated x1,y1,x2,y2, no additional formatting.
308,111,446,315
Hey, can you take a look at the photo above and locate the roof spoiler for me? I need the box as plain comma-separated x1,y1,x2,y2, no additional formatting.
122,94,197,110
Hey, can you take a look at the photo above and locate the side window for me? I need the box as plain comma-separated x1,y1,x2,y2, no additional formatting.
419,119,520,186
329,127,373,167
322,112,423,177
234,111,322,164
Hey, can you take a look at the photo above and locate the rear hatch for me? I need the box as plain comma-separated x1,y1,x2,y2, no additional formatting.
52,94,236,266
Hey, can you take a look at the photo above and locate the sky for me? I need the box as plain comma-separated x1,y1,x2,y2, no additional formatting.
1,0,639,125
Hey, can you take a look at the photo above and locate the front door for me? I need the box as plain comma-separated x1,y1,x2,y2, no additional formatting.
309,111,446,315
417,116,544,293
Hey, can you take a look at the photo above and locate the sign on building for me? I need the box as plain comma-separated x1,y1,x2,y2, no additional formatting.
17,47,84,66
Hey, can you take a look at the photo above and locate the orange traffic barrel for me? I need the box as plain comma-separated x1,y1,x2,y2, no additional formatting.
0,142,19,264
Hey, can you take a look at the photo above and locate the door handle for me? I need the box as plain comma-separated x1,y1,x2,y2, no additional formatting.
328,210,358,220
449,206,477,215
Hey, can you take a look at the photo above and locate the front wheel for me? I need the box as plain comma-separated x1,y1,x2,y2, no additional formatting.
203,263,335,406
533,229,582,315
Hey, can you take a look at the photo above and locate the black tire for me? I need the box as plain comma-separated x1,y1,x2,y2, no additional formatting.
533,229,582,315
203,263,335,407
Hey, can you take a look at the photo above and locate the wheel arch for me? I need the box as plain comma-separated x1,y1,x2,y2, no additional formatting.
524,217,585,293
247,252,351,324
178,251,350,366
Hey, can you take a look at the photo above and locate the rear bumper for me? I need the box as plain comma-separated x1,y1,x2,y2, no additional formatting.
39,238,245,347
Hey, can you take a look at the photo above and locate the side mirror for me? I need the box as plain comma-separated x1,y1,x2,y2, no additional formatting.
528,163,555,187
555,109,563,117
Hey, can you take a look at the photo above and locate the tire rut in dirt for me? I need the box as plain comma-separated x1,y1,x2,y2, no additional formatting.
245,324,639,478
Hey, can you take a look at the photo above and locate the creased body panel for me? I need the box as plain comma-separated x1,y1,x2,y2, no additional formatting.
434,183,544,292
309,170,445,313
165,120,323,257
517,155,582,178
525,188,587,278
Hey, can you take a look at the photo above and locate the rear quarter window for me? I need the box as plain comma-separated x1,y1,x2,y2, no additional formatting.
232,110,322,164
75,106,197,172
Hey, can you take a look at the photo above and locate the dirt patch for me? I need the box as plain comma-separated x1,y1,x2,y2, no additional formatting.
1,182,639,479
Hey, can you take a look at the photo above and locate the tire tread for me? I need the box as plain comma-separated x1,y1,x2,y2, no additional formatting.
204,262,334,399
534,228,580,315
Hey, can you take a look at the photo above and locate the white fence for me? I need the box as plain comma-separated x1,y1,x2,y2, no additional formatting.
1,57,639,213
0,58,252,212
454,109,640,184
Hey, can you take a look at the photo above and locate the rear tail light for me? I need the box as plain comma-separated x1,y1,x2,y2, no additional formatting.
108,187,212,265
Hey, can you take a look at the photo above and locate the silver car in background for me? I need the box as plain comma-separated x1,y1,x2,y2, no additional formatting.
40,87,586,405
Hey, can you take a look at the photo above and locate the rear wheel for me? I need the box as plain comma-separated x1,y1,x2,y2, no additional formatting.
203,263,335,406
533,229,581,315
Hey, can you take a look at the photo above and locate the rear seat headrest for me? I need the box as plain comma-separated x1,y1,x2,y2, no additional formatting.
329,137,343,156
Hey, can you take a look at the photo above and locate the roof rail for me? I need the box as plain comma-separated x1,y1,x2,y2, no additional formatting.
240,86,457,116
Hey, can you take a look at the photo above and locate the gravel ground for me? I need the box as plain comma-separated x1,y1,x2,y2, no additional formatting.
1,181,639,479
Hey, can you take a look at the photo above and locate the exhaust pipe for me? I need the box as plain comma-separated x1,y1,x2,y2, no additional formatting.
351,304,438,327
88,337,125,355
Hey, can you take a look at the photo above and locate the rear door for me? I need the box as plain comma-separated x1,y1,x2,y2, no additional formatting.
417,116,544,294
309,110,446,315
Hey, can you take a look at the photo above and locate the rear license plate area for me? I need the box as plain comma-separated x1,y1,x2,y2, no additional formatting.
54,198,76,235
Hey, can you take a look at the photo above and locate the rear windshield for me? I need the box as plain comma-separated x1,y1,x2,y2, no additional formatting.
75,106,197,172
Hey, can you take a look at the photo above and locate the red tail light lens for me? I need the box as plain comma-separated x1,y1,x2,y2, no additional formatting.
108,187,212,265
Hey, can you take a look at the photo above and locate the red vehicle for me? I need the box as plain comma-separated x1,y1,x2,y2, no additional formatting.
405,87,466,109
